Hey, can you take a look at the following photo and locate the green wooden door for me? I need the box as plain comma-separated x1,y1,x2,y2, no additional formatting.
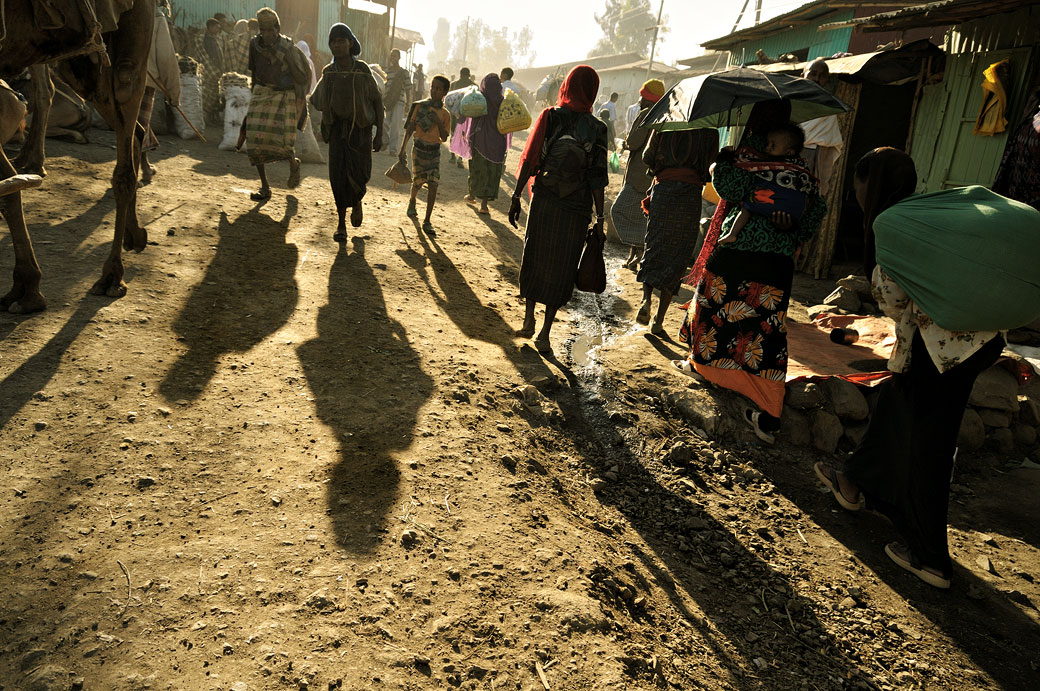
919,47,1034,191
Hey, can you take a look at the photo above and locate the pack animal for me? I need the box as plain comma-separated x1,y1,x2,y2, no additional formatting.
0,0,153,313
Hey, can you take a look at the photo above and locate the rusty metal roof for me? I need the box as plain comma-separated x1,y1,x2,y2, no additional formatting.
701,1,928,49
819,0,1040,32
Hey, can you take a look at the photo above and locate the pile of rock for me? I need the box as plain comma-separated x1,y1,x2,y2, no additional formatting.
808,274,877,318
779,378,869,453
780,365,1040,461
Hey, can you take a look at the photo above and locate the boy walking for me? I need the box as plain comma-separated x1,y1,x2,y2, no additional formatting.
399,75,451,236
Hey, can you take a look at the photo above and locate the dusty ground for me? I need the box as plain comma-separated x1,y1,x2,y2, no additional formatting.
1,126,1039,691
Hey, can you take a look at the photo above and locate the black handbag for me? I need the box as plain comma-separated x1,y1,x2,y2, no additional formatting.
575,228,606,293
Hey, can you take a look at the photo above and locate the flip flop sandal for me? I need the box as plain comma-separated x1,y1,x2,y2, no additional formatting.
742,408,776,445
250,188,271,201
669,359,705,383
350,205,364,228
885,542,951,589
477,208,490,215
464,196,478,205
813,462,861,511
287,159,302,188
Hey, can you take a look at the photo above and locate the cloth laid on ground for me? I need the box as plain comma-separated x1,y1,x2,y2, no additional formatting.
874,185,1040,332
785,314,894,384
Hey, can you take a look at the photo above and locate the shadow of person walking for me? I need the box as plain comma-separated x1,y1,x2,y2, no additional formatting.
297,239,434,553
159,198,300,402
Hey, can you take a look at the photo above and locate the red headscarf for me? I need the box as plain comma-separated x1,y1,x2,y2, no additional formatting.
517,65,600,175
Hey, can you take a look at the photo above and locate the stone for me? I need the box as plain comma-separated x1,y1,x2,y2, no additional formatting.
786,381,825,411
811,410,844,454
24,665,71,691
135,476,156,490
500,454,517,472
302,590,336,611
838,596,858,610
958,408,986,451
535,589,609,633
977,408,1011,428
1018,396,1040,426
822,378,869,421
33,421,48,432
400,529,421,545
665,441,697,465
1013,424,1037,447
807,304,833,321
778,408,811,446
975,555,995,574
823,286,862,313
231,683,249,691
669,389,721,436
836,274,874,302
990,428,1015,455
969,367,1020,412
844,421,869,446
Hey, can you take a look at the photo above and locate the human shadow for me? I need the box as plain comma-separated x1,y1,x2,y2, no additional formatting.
947,466,1040,550
297,239,434,553
549,390,878,688
473,214,525,285
159,198,300,402
763,460,1040,690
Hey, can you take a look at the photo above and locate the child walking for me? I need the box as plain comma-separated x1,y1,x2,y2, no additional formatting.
399,75,451,236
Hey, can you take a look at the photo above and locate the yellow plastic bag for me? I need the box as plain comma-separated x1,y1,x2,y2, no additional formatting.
497,89,532,135
702,181,720,205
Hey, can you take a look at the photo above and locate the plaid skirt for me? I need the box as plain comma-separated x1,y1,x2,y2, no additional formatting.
636,179,702,293
519,190,589,307
246,85,298,166
412,139,441,187
610,183,647,247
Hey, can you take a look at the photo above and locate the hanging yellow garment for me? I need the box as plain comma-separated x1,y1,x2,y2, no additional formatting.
974,59,1009,136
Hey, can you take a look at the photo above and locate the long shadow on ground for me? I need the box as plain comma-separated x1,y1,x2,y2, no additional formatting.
765,460,1040,691
159,198,299,402
551,385,879,688
297,239,434,553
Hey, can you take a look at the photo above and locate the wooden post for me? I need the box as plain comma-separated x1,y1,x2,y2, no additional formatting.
646,0,665,81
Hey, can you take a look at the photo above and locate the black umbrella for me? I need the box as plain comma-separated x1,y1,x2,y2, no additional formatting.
644,67,852,131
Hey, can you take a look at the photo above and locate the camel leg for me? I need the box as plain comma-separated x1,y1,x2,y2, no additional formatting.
86,0,152,297
13,64,52,177
0,150,46,314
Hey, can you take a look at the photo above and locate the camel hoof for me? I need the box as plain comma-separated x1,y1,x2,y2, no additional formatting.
7,295,47,314
107,283,127,298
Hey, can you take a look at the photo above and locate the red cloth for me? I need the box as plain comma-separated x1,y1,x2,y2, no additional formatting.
639,170,706,215
516,65,600,176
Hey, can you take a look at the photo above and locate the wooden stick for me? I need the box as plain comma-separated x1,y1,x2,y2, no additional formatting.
0,174,43,197
148,72,207,143
116,560,131,618
535,660,550,690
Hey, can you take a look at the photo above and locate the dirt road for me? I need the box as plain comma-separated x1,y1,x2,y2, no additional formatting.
1,128,1039,690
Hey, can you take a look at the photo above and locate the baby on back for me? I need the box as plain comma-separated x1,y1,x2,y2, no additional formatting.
719,122,815,244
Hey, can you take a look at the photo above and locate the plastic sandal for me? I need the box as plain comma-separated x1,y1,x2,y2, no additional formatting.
814,462,861,511
885,542,951,589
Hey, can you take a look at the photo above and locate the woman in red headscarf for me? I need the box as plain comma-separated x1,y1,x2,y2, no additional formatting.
507,65,609,354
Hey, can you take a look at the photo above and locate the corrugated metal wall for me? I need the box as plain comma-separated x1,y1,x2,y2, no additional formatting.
908,8,1040,192
948,6,1040,54
726,9,854,66
171,1,266,28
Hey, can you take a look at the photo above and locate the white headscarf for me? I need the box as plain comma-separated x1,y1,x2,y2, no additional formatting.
296,40,317,94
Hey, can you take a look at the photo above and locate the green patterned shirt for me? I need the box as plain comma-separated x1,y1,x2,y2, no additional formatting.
713,148,826,257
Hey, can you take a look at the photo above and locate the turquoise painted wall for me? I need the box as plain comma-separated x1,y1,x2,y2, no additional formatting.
171,1,267,28
727,9,854,66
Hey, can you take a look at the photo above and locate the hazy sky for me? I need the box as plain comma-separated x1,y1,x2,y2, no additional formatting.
372,0,814,67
